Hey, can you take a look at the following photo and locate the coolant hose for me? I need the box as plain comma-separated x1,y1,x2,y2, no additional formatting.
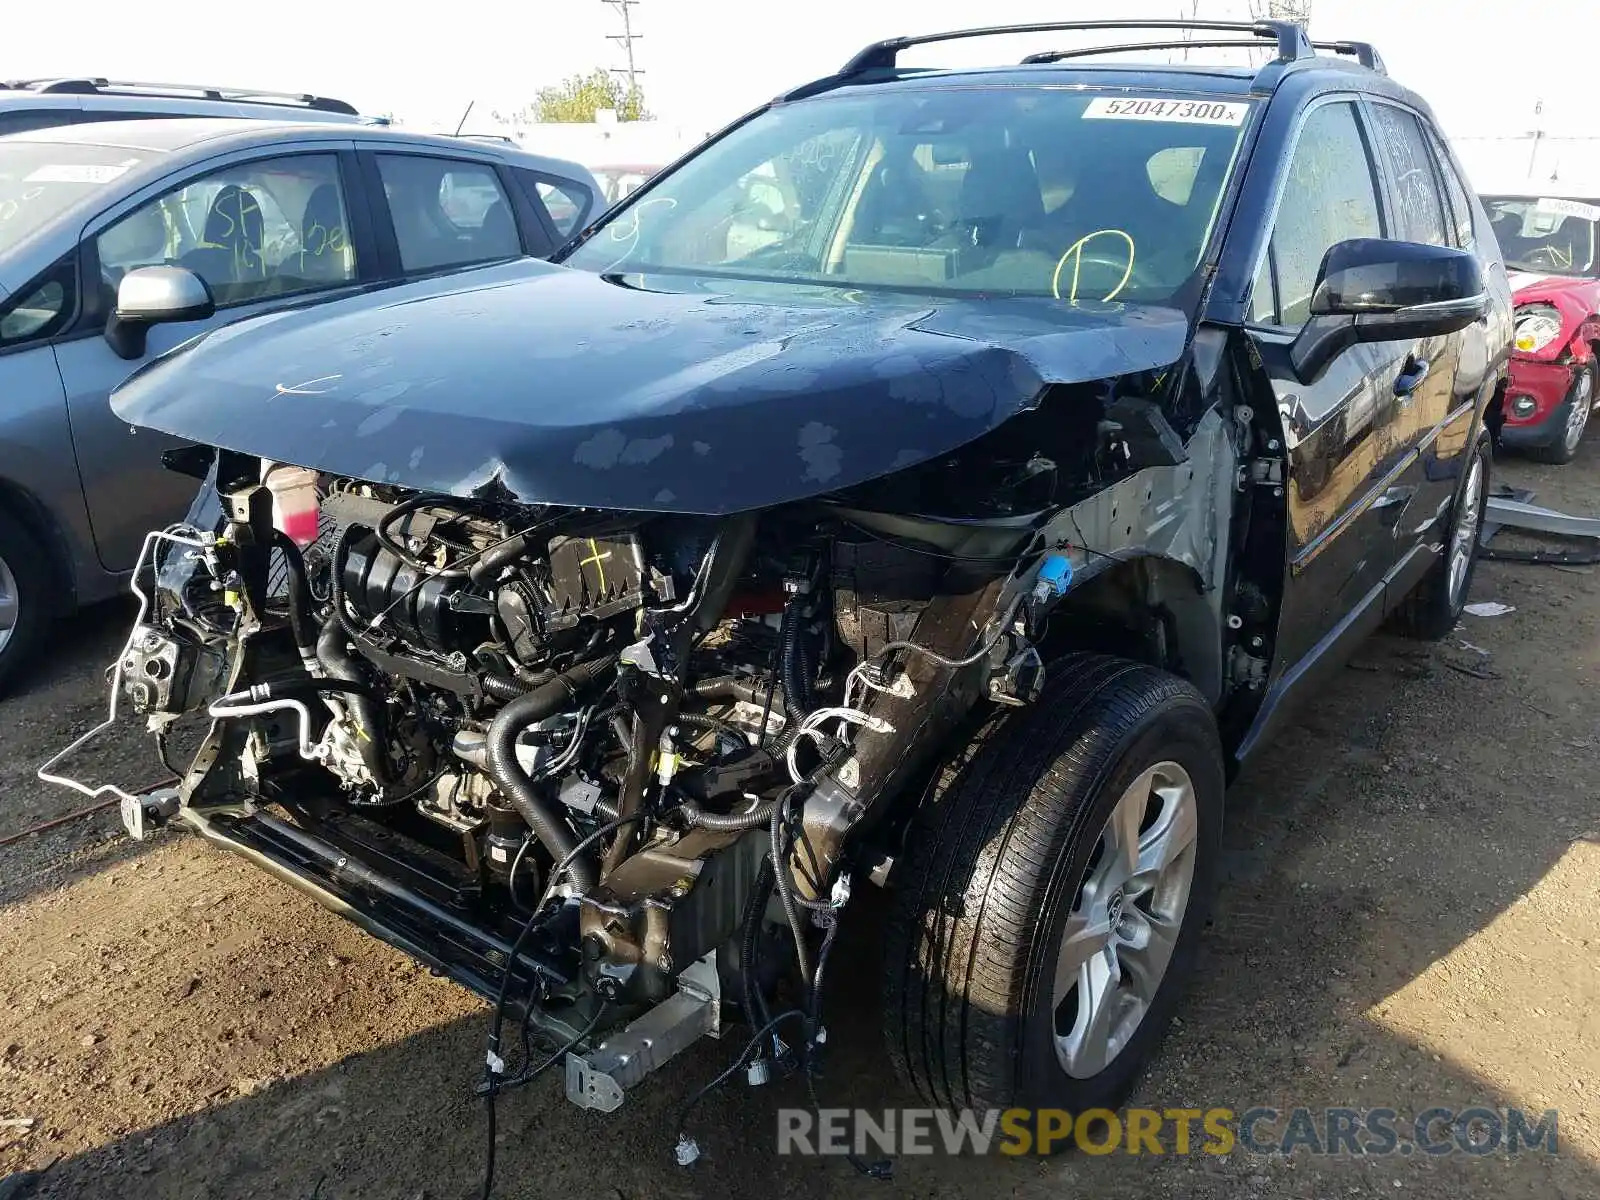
269,529,318,663
485,657,613,893
481,674,528,702
314,618,393,786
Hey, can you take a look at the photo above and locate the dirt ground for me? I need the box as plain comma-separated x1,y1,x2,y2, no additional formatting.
1,446,1597,1200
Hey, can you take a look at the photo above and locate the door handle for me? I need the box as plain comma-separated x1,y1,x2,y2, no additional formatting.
1395,356,1431,398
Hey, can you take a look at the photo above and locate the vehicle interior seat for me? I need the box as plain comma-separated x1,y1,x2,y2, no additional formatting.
951,145,1046,253
295,182,352,284
476,198,519,258
182,184,265,298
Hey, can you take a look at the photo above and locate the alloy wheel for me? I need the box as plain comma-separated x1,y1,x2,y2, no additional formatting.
1447,455,1485,608
1564,370,1594,454
1052,761,1199,1079
0,551,18,657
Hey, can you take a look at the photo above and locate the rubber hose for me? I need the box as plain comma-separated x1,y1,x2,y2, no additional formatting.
671,710,749,746
688,674,789,710
678,796,779,832
481,674,529,702
485,657,613,893
315,616,393,786
269,529,318,661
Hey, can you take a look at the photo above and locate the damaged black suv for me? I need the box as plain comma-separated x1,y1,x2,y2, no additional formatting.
45,19,1512,1143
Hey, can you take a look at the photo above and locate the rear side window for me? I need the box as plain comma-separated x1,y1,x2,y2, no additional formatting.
376,155,521,274
1368,103,1450,247
1426,128,1476,248
537,179,591,238
513,168,596,242
1252,101,1384,327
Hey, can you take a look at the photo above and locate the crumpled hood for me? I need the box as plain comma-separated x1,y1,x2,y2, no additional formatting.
1507,269,1600,301
112,258,1189,515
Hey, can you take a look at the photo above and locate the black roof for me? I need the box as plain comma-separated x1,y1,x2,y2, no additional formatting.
779,18,1393,104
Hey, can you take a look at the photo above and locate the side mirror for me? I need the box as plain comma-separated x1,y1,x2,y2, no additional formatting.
1290,238,1487,382
105,265,215,360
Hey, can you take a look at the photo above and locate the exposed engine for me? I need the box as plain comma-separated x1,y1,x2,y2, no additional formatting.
70,449,1088,1111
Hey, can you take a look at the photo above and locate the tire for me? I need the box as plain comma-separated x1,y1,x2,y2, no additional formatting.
1525,363,1594,465
1391,430,1491,640
0,510,52,696
882,653,1224,1118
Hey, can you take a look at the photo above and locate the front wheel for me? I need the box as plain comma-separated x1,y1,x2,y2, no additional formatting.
1526,363,1594,465
0,510,52,696
1391,430,1491,640
882,654,1224,1117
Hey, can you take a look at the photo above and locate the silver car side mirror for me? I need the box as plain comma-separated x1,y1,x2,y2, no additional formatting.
106,266,216,360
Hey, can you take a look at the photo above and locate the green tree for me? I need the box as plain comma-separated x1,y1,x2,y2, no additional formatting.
532,68,647,123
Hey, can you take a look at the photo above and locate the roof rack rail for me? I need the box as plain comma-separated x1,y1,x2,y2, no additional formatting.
2,78,360,115
1022,39,1283,65
840,19,1315,75
1312,40,1386,74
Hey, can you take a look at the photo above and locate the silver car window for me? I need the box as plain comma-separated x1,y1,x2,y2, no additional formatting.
0,141,151,255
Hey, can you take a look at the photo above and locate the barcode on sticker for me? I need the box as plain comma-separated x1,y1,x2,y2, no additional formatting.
1084,97,1249,126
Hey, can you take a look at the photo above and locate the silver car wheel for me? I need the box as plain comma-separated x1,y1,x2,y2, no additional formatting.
0,550,18,657
1052,760,1198,1079
1447,454,1485,608
1564,369,1594,454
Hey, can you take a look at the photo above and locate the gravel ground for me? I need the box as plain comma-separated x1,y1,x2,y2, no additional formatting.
1,447,1597,1200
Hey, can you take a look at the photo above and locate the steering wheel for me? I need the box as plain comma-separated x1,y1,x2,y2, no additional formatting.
1523,243,1572,271
1050,230,1159,303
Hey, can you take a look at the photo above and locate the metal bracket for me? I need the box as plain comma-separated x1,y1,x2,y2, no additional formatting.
120,788,181,841
564,951,722,1112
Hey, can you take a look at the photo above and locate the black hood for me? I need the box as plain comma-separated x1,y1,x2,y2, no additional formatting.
113,259,1189,515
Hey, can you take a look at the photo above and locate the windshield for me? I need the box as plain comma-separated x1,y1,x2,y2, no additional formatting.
1483,195,1600,278
0,142,152,256
561,87,1253,304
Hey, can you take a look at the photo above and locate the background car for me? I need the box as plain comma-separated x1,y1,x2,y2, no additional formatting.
0,116,598,690
1479,190,1600,462
0,77,377,137
588,162,661,207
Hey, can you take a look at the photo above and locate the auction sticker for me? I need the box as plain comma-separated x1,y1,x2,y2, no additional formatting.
25,163,132,184
1084,97,1249,125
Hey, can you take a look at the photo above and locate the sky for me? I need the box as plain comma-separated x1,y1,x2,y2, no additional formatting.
7,0,1596,143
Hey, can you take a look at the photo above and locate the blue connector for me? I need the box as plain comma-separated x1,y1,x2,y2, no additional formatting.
1033,554,1074,602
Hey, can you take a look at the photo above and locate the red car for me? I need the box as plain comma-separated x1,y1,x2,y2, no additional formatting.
1482,192,1600,462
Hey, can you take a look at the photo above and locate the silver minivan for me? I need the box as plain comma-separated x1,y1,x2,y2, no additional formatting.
0,117,598,689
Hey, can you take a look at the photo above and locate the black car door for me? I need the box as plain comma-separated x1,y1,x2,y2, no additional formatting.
1238,96,1419,677
1359,100,1479,583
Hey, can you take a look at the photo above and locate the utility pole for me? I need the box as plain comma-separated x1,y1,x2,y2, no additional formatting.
602,0,643,114
1527,98,1545,178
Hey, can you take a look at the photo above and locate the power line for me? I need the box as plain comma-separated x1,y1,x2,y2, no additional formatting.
602,0,643,109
